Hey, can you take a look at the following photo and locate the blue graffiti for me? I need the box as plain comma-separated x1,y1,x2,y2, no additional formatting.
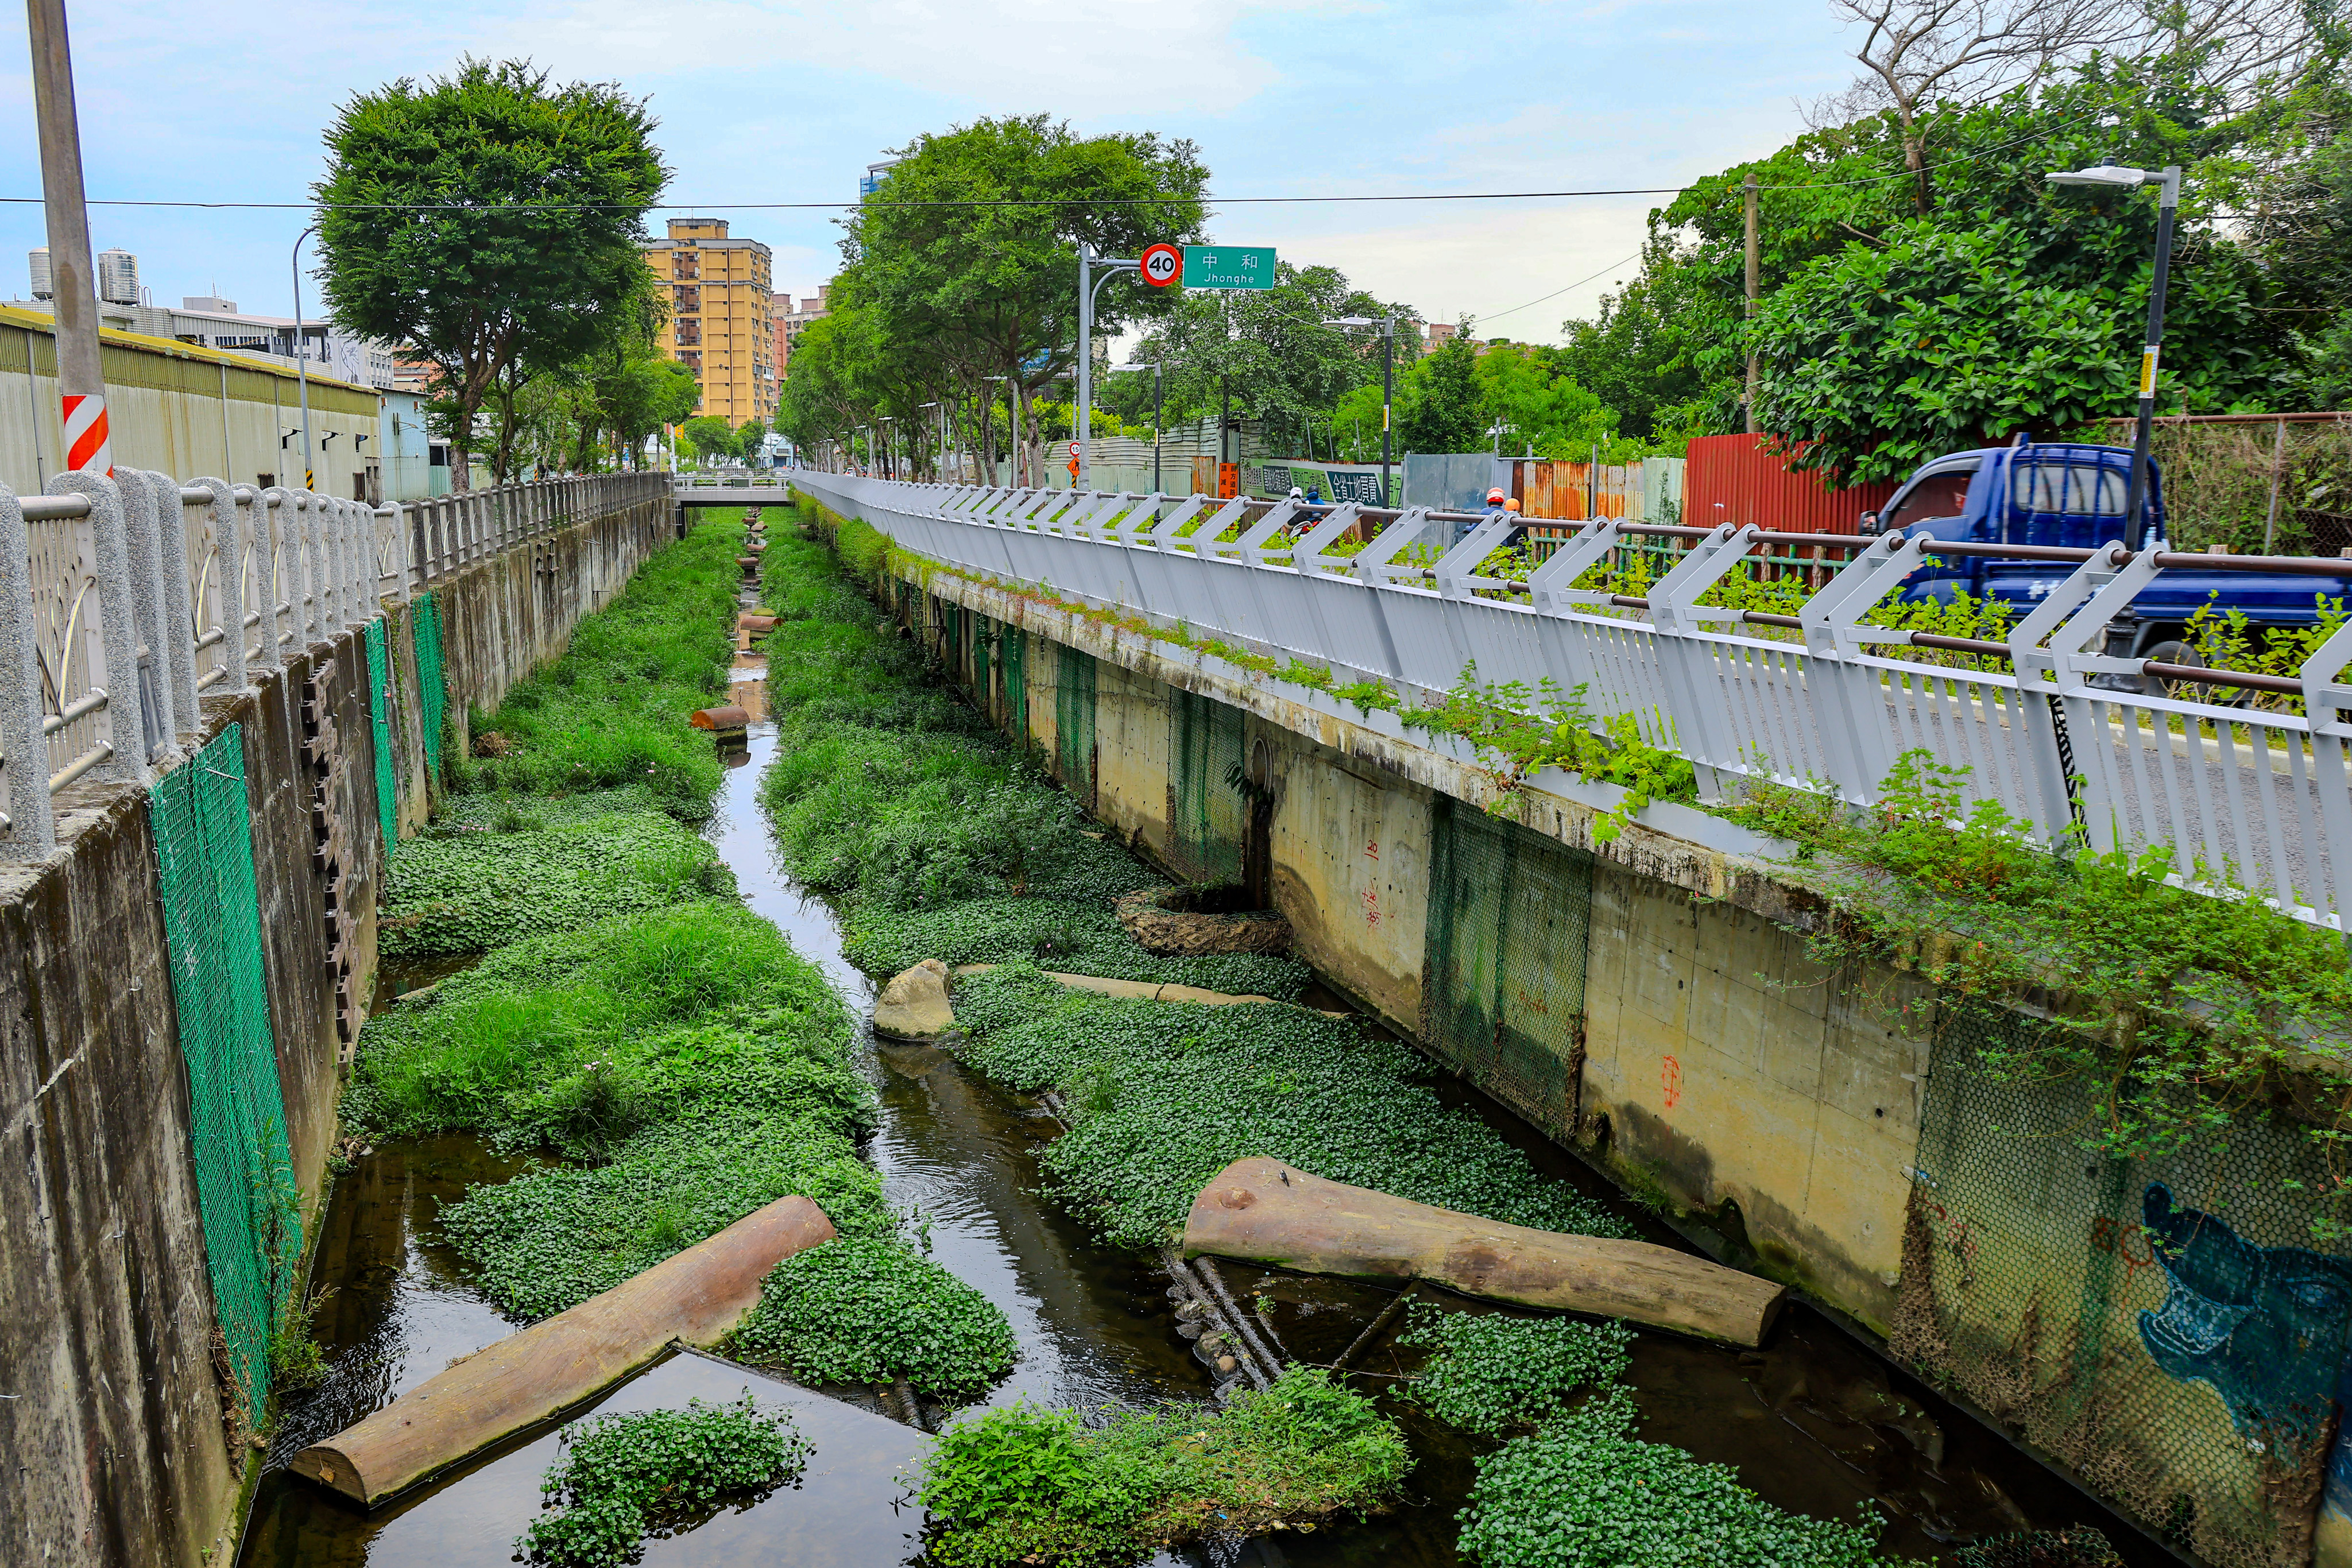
2138,1183,2352,1447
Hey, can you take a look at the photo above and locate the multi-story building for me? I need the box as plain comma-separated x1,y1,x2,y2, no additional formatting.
771,284,831,375
644,219,774,424
1422,321,1460,357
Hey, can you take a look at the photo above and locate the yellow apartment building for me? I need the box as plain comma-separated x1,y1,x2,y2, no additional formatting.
644,218,775,424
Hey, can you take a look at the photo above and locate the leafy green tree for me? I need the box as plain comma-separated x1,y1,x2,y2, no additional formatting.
736,419,769,464
1394,335,1485,454
679,415,739,464
315,59,669,489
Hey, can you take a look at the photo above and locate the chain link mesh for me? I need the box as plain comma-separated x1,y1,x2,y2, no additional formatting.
148,725,294,1431
1421,797,1594,1141
1000,624,1027,738
361,617,397,850
1055,643,1097,808
1898,1005,2352,1566
1170,689,1247,886
413,591,446,787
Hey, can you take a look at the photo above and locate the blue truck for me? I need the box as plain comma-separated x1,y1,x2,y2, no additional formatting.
1859,440,2350,680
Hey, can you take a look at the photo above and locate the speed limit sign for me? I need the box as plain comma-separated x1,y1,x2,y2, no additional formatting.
1139,243,1182,288
1067,442,1082,458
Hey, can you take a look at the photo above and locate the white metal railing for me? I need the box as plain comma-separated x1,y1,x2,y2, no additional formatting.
0,469,668,859
796,473,2352,931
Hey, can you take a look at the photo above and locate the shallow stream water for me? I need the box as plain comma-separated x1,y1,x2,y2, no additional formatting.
239,631,2166,1567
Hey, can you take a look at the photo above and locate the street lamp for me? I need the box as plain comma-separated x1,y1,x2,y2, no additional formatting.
2046,161,2181,549
1325,315,1396,506
983,374,1022,487
1113,360,1165,494
918,400,943,482
877,416,897,481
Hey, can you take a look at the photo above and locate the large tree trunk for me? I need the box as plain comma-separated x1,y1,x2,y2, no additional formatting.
1184,1157,1787,1346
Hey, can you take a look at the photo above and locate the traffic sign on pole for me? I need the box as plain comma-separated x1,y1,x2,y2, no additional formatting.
1140,243,1182,288
1182,246,1276,289
1067,441,1082,458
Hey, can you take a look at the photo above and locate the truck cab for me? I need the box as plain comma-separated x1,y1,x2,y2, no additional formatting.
1864,440,2349,664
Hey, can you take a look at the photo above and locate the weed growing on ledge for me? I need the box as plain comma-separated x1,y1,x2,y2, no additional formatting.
1720,752,2352,1232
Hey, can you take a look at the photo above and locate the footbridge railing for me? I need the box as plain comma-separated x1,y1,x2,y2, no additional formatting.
792,473,2352,931
0,469,667,858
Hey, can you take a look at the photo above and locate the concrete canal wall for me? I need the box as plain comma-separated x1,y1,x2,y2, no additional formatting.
810,495,2352,1568
0,490,673,1567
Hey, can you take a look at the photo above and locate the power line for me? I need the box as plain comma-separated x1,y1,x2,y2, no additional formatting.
1476,253,1643,325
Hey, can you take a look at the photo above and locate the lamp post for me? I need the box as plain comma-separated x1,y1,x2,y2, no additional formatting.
1076,245,1142,491
1113,360,1164,493
1325,315,1396,505
292,224,319,490
2046,161,2181,550
918,400,942,481
877,416,898,482
984,374,1021,486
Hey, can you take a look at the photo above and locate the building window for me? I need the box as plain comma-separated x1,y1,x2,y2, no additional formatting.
675,319,702,346
680,351,702,371
674,284,699,312
674,251,699,280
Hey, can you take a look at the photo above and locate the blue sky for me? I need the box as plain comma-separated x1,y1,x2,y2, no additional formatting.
0,0,1864,344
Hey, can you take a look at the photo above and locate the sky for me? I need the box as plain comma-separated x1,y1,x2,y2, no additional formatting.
0,0,1868,347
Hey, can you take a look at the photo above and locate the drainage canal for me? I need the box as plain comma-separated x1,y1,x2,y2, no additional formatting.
238,532,2156,1568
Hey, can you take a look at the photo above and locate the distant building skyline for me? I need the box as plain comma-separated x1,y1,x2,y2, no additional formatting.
644,218,775,424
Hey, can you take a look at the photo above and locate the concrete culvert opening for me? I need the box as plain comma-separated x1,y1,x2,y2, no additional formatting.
1115,885,1291,955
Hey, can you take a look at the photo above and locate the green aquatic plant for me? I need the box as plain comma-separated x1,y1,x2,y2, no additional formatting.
518,1395,811,1567
379,811,733,962
1456,1389,1908,1568
730,1236,1017,1398
1396,1302,1634,1438
919,1366,1407,1568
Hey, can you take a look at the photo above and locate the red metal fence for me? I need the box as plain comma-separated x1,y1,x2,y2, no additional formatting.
1684,433,1896,534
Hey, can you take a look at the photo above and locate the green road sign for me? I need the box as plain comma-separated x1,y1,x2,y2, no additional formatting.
1182,246,1276,289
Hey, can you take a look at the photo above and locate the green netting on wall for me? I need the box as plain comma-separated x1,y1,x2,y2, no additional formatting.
1170,688,1247,886
149,725,295,1428
1055,642,1098,807
361,618,397,850
414,591,446,787
1000,625,1028,740
973,613,992,719
1900,1007,2352,1567
1421,797,1594,1141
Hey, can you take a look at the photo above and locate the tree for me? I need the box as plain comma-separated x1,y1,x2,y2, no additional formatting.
315,59,668,489
829,115,1209,482
1394,335,1486,454
679,415,738,465
736,419,768,464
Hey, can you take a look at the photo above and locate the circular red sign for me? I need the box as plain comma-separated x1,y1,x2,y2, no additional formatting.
1139,243,1182,288
1067,441,1083,458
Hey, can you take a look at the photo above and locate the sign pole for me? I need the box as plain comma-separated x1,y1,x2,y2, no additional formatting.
1077,245,1092,491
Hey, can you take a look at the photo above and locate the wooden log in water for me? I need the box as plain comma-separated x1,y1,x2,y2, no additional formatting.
289,1195,835,1506
1182,1157,1784,1348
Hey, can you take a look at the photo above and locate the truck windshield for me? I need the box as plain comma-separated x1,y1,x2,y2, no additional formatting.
1883,460,1977,531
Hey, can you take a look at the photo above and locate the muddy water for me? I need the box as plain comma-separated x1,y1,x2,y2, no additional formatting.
242,634,2159,1567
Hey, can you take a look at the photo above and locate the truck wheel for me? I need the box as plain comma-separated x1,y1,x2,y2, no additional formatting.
2139,640,2243,707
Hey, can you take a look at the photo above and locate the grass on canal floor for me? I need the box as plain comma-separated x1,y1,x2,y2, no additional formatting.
346,513,1016,1396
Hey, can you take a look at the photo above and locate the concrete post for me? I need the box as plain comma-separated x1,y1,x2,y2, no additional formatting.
189,479,250,693
249,487,284,667
49,471,148,783
113,470,180,758
0,487,59,855
144,472,200,734
304,491,332,639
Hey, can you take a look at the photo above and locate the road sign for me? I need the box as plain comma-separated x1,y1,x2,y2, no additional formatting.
1140,243,1182,288
1182,246,1276,289
1068,441,1082,458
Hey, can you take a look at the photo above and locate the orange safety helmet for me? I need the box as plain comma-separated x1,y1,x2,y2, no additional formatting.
1503,497,1522,513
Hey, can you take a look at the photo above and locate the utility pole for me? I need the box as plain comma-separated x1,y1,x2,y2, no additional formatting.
28,0,111,476
292,226,318,490
1743,173,1759,437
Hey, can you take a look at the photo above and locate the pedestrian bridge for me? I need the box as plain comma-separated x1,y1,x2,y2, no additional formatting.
675,474,795,506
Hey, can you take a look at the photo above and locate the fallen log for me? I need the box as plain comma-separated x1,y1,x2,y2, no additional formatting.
1183,1157,1784,1348
290,1194,835,1505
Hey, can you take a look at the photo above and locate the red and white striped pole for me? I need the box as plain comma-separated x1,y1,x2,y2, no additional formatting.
27,0,111,479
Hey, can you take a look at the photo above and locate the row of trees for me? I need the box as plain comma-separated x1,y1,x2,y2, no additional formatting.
785,3,2345,492
1562,0,2349,482
314,59,700,489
